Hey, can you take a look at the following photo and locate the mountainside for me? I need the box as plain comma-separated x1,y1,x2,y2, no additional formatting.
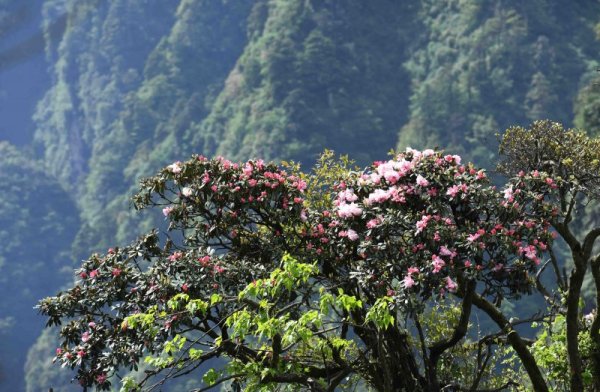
0,142,78,391
0,0,598,390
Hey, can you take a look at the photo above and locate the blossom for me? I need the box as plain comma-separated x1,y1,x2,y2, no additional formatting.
415,215,431,234
439,246,456,259
503,185,514,202
446,185,460,198
162,206,174,216
111,267,122,277
81,332,90,343
383,170,400,184
243,162,254,176
403,274,416,288
366,218,381,229
214,265,225,274
89,269,99,279
167,161,182,174
368,189,390,204
432,255,445,273
182,187,193,197
416,174,429,187
467,231,482,243
168,252,182,262
337,202,363,218
338,188,358,202
445,276,458,292
96,373,107,384
347,229,359,241
296,179,307,192
198,255,211,267
300,210,307,222
407,266,420,275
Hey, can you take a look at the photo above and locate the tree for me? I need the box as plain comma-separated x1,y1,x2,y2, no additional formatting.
39,147,560,391
498,120,600,391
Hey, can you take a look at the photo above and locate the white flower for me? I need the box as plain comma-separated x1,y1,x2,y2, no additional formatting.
182,187,193,197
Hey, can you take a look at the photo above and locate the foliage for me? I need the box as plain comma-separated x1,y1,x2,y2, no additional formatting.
399,0,600,166
498,121,600,391
39,149,557,391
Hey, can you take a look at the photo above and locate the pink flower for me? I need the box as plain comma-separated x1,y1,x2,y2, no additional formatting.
300,210,307,222
243,162,254,176
111,267,122,277
446,185,460,198
407,267,420,275
467,232,482,243
89,269,99,279
296,180,307,192
415,215,431,234
445,276,458,292
338,189,358,202
77,350,86,358
439,246,457,259
416,175,429,187
96,373,107,384
347,229,359,241
337,203,363,218
383,170,400,184
432,255,445,273
368,189,391,204
464,260,472,268
88,322,96,328
81,332,90,343
503,185,514,202
403,274,416,288
162,206,174,216
167,162,182,174
56,348,63,356
214,265,225,274
168,252,182,262
198,255,211,266
366,218,381,229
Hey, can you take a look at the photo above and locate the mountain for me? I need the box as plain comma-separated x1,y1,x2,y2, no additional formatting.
0,0,597,389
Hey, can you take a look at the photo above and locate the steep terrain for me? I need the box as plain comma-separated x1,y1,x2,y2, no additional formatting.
0,0,598,389
0,143,78,391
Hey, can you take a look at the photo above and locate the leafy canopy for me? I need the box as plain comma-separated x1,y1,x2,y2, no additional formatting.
39,148,555,391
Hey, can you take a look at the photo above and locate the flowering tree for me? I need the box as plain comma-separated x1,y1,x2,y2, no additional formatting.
39,148,556,391
498,120,600,391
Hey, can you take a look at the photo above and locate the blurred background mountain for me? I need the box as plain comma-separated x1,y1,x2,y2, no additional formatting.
1,0,599,390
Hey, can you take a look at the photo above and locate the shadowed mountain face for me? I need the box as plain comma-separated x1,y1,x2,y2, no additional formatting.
0,1,599,390
0,142,79,391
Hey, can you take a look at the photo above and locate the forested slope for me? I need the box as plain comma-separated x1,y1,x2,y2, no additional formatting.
0,0,598,390
0,143,78,391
